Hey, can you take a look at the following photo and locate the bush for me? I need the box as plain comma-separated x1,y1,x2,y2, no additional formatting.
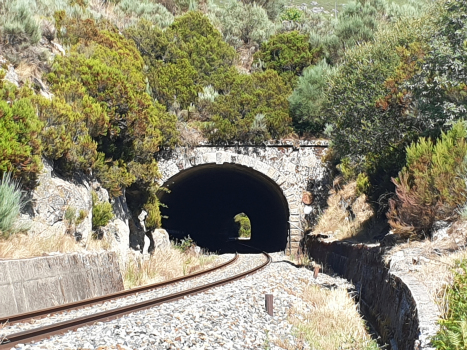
127,13,236,109
203,69,292,143
115,0,174,29
91,191,114,229
0,0,41,46
0,173,30,238
0,76,43,186
212,0,275,48
387,121,467,238
432,259,467,350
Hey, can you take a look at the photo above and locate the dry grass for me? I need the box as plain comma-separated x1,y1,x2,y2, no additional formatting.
276,284,378,350
312,181,374,241
122,246,218,289
0,232,112,260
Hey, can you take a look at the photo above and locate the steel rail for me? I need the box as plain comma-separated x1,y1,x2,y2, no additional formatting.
0,253,239,326
0,252,270,349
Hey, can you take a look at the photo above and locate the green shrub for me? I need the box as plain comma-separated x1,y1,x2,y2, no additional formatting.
387,121,467,238
212,0,275,48
203,69,292,143
0,172,30,238
174,235,194,252
115,0,174,29
234,213,251,238
0,77,43,186
0,0,41,46
433,259,467,350
127,13,236,109
254,31,321,80
91,192,114,229
356,173,371,195
326,17,427,196
288,60,336,134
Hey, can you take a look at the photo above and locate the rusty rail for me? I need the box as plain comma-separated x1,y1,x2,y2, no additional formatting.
0,252,270,348
0,253,238,326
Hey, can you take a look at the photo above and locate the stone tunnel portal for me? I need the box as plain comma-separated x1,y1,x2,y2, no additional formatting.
157,164,290,253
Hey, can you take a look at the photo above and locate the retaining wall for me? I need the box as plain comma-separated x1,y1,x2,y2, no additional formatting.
0,252,124,318
306,237,438,350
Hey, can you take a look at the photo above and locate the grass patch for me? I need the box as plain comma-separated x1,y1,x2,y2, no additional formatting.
0,231,113,259
123,245,218,289
276,284,378,350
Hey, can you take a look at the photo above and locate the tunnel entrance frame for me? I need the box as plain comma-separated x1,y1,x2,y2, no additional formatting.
156,141,329,253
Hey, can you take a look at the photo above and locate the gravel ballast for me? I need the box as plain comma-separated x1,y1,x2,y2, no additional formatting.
4,253,353,350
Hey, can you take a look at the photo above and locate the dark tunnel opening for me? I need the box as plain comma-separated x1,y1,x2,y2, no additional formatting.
157,164,290,253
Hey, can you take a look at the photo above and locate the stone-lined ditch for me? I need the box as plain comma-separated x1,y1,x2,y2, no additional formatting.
306,236,439,350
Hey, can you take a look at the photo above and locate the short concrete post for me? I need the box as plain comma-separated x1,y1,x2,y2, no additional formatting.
313,265,320,279
265,294,273,316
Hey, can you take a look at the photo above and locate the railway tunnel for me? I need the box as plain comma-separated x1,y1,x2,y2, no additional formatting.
157,164,290,253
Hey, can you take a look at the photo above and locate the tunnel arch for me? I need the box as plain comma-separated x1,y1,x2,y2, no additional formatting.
156,145,329,253
157,163,290,253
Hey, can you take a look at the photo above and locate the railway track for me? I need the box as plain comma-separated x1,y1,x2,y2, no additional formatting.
0,252,270,349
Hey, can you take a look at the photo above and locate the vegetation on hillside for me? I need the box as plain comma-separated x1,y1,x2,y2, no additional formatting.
433,259,467,350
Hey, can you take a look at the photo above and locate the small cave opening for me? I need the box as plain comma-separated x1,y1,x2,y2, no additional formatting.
157,164,290,253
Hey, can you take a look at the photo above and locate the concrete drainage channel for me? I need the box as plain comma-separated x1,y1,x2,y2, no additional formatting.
306,237,439,350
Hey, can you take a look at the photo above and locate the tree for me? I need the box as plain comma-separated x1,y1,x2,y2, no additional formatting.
204,69,292,143
325,17,426,195
409,0,467,132
289,60,337,134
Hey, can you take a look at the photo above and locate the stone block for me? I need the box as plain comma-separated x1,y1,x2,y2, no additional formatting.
204,152,216,163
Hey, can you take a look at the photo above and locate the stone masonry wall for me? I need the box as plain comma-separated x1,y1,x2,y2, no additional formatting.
306,237,439,350
156,141,329,251
0,251,124,318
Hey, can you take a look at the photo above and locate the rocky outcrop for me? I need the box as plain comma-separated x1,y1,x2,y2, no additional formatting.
24,159,134,264
25,159,93,241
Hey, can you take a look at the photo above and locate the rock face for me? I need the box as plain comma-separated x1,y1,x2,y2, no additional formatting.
97,194,131,264
26,159,93,241
25,159,133,265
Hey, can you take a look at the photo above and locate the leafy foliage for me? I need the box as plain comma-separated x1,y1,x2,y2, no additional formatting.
203,69,292,143
409,0,467,131
0,0,41,46
433,259,467,350
326,18,426,195
289,60,336,134
127,13,236,109
209,0,276,48
387,122,467,238
253,31,322,85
